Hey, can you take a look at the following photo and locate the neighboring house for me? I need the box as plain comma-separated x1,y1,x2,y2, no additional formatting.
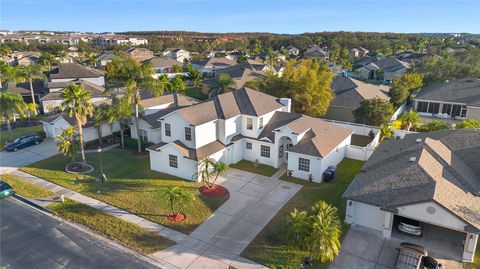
343,130,480,262
413,78,480,120
6,79,47,104
95,52,120,67
286,46,300,57
304,45,328,59
245,59,276,73
225,51,244,62
353,57,410,83
143,87,353,182
324,77,390,122
350,47,369,58
41,103,120,142
396,50,427,64
125,47,154,62
163,48,190,63
215,62,267,88
191,57,236,76
13,51,41,66
349,48,360,57
252,51,286,63
147,57,183,76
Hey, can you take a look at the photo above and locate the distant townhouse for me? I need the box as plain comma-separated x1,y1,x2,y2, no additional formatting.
190,57,236,76
12,51,41,66
349,47,369,58
324,76,390,123
286,46,300,57
163,48,190,63
92,36,148,48
413,78,480,120
95,52,121,67
141,87,353,182
125,48,154,62
304,45,328,60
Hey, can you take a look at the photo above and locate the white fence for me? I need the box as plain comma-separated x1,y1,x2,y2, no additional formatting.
346,145,376,161
322,119,380,136
391,102,407,121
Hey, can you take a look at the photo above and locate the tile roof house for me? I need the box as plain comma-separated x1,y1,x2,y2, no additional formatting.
343,130,480,262
140,87,353,182
324,76,390,122
413,78,480,121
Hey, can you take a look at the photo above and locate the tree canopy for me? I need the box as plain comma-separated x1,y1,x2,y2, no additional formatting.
389,73,423,107
353,97,395,126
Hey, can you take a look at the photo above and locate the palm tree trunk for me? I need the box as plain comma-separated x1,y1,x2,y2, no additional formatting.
134,103,141,153
96,126,103,145
6,119,12,136
120,124,125,149
170,197,175,217
78,124,86,164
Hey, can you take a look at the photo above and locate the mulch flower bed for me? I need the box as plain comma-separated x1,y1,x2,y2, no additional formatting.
199,184,230,199
167,213,186,222
65,162,94,174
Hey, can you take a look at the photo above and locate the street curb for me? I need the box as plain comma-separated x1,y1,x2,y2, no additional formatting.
10,195,176,269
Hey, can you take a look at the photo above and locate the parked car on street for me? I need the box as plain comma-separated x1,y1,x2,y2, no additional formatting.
0,180,15,199
398,216,423,236
323,166,336,182
395,242,427,269
4,134,43,152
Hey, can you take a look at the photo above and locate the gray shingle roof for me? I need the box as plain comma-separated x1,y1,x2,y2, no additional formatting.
331,77,390,108
49,63,105,79
42,80,106,101
415,78,480,106
147,140,225,161
147,57,182,69
343,130,480,232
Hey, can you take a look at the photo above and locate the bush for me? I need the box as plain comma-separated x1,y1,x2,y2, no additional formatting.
456,119,480,129
37,130,47,138
417,120,449,132
123,137,154,150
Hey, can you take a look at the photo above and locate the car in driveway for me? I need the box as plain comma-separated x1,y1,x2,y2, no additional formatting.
422,256,443,269
398,216,423,236
395,242,427,269
0,180,15,199
4,134,43,152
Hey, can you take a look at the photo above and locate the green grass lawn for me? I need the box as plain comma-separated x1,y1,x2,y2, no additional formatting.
185,87,208,101
241,158,365,269
48,200,175,254
230,160,279,177
1,174,55,199
21,149,228,234
0,125,43,151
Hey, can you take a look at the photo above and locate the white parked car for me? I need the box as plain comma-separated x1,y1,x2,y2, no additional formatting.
397,217,422,236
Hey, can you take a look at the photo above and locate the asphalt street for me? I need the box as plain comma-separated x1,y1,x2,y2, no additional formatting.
0,197,161,269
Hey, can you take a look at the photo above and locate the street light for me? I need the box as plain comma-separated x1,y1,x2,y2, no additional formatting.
97,147,107,182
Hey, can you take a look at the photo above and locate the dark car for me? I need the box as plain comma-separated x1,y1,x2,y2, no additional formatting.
5,134,43,152
422,256,442,269
323,166,336,182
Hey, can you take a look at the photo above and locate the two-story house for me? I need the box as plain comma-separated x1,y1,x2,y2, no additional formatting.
125,48,154,62
163,48,190,63
136,88,353,182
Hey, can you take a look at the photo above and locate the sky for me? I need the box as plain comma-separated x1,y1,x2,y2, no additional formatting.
1,0,479,34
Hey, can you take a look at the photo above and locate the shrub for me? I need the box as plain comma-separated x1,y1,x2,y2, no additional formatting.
417,120,449,132
37,130,47,138
123,137,153,150
456,119,480,129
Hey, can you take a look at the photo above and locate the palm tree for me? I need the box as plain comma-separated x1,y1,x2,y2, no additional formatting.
110,96,133,149
186,64,201,87
307,210,341,263
399,110,421,131
285,208,309,248
18,64,45,110
56,127,79,162
38,52,56,70
196,158,215,187
210,161,229,188
61,84,94,164
379,124,393,141
106,58,167,153
93,103,112,145
162,187,196,218
0,92,27,135
213,73,235,96
265,50,279,67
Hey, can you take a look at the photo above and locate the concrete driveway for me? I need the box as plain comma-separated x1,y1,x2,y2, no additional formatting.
330,226,463,269
0,138,58,174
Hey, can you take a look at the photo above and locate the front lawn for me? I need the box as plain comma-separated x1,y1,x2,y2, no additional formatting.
0,125,43,151
1,174,55,199
242,158,365,269
21,149,228,234
48,200,175,253
185,87,208,101
230,160,279,177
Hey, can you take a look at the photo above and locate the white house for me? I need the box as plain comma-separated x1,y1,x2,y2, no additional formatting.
141,87,353,182
163,48,190,63
343,130,480,262
286,46,299,57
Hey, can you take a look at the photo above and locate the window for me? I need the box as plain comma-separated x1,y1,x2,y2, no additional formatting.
461,105,467,117
246,142,252,149
259,117,264,128
169,155,178,168
185,127,192,141
298,157,310,172
165,123,171,137
427,102,439,114
279,145,284,158
451,105,462,117
442,104,452,115
139,129,148,142
246,117,253,130
260,145,270,158
416,101,428,113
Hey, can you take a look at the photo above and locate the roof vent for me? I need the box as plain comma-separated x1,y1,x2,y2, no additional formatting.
409,157,417,162
416,138,422,143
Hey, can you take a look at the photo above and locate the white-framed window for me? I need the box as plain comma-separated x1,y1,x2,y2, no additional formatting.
139,129,148,142
165,123,171,137
279,145,284,158
246,117,253,130
298,157,310,172
261,145,270,158
185,127,192,141
246,141,252,149
169,154,178,168
259,117,264,128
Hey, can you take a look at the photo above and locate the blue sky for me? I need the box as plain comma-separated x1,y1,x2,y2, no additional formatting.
2,0,479,34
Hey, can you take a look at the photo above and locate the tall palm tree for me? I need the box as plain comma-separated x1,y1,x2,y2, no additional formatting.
213,73,235,96
285,208,309,248
56,127,79,162
210,161,229,188
196,157,215,187
106,58,167,153
0,92,27,135
61,84,94,164
162,187,196,218
38,52,56,70
399,110,421,131
93,103,112,145
18,64,45,109
265,50,279,67
110,95,133,149
0,62,21,87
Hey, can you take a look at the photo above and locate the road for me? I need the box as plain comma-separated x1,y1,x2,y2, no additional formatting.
0,198,161,269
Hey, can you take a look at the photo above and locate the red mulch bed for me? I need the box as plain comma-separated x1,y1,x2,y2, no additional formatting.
199,184,230,199
167,213,186,222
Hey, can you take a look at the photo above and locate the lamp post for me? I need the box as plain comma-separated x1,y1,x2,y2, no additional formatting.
97,147,106,182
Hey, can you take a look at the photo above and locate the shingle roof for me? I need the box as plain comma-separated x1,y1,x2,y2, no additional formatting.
331,77,390,108
42,80,106,101
216,62,267,88
49,63,105,79
343,130,480,232
140,93,198,128
415,78,480,106
147,140,225,161
96,52,120,62
6,79,47,96
147,57,182,69
375,57,410,72
191,57,236,68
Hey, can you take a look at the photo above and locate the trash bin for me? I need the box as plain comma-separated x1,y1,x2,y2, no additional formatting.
323,166,336,182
